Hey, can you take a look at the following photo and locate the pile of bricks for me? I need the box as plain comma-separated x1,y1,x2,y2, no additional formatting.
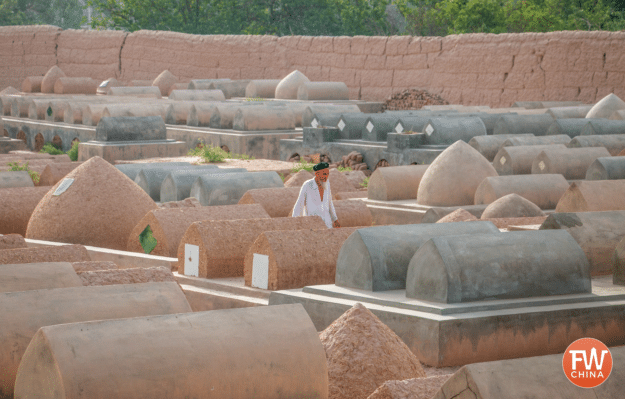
383,88,449,111
330,151,369,173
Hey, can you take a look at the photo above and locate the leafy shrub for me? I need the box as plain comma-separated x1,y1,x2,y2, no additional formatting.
360,176,369,188
67,141,79,162
40,142,64,155
188,141,227,163
7,161,40,183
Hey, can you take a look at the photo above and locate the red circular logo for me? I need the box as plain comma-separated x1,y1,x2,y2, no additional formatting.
562,338,613,388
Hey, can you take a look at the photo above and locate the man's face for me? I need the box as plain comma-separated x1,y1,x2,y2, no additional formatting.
315,168,329,182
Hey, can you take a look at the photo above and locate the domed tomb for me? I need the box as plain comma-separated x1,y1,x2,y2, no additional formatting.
41,66,66,94
417,140,498,206
26,156,157,251
481,193,545,219
586,93,625,119
152,70,177,96
275,70,310,99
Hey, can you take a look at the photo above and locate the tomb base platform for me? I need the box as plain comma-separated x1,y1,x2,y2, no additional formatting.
268,277,625,367
3,118,301,161
77,139,187,163
0,137,28,153
231,98,385,114
2,117,97,152
166,125,302,160
280,137,444,170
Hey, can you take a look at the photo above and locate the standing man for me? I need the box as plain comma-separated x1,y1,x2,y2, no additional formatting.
291,162,341,228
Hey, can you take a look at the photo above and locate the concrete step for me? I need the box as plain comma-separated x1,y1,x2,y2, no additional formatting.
174,273,270,300
179,283,268,312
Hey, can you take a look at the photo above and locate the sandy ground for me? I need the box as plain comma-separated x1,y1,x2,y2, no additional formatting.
115,156,295,172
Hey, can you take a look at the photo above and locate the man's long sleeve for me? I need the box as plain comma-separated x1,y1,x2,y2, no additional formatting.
291,184,307,217
327,182,338,222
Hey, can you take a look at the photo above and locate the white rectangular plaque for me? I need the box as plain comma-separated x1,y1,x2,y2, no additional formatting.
366,121,374,132
184,244,199,277
311,119,319,128
395,123,403,133
251,253,269,290
337,119,346,131
53,178,74,196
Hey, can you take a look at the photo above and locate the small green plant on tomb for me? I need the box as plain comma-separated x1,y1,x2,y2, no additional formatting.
278,172,286,182
337,166,352,172
40,142,64,155
360,176,369,189
290,159,315,174
188,140,227,163
244,97,263,101
7,161,40,184
139,224,158,254
67,141,79,162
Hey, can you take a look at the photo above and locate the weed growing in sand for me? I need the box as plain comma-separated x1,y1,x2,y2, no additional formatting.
290,159,315,174
67,141,79,161
227,152,255,160
39,142,64,155
188,141,227,163
360,176,369,188
7,161,40,183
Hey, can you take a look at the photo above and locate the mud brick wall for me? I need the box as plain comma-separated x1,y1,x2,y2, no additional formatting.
1,26,625,107
0,25,60,90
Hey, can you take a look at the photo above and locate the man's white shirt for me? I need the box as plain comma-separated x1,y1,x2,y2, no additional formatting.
291,178,338,228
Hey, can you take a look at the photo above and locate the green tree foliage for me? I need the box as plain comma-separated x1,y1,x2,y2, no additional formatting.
86,0,395,35
398,0,625,35
1,0,85,28
0,0,26,25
